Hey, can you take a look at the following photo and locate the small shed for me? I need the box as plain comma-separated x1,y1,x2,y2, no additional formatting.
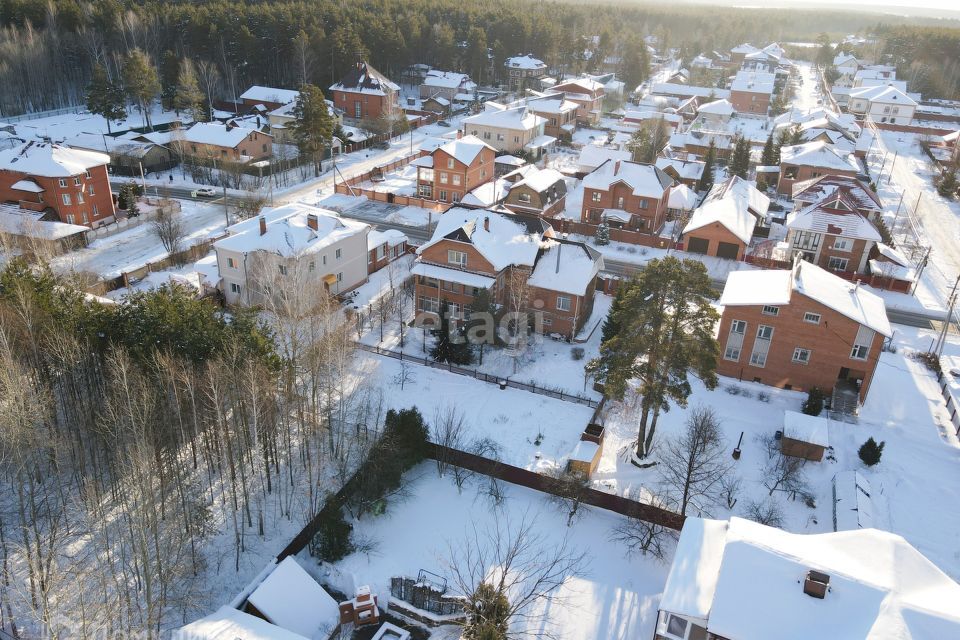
244,556,340,639
780,410,830,462
567,440,601,477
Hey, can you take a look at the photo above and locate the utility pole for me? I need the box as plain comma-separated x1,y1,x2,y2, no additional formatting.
936,276,960,356
886,150,898,184
891,191,905,233
912,246,932,294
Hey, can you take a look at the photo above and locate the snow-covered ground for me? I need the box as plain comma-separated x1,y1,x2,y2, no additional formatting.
328,468,671,640
594,324,960,582
11,104,185,142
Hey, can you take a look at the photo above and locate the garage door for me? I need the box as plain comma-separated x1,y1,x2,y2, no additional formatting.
686,236,709,254
717,241,740,260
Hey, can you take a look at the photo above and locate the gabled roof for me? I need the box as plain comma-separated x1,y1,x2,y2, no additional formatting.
683,176,766,244
719,259,891,337
417,207,548,272
550,78,605,97
239,85,299,104
792,175,883,212
528,239,603,296
183,122,265,148
330,61,399,96
246,557,340,638
848,84,918,107
834,53,859,67
579,145,631,171
780,141,860,173
434,135,495,166
422,70,475,90
582,159,674,199
511,166,565,195
731,70,776,95
697,98,735,116
463,106,545,131
656,157,706,182
652,83,731,100
172,606,309,640
505,54,546,70
787,188,882,242
526,93,579,115
731,43,759,54
668,184,700,210
661,517,960,639
0,141,109,177
215,203,368,257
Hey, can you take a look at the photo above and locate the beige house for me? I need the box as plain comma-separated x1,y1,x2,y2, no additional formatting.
179,122,272,162
211,202,369,305
462,105,553,157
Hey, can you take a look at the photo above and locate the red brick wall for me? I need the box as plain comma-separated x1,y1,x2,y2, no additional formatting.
716,295,884,402
430,146,495,203
730,90,770,115
682,221,746,260
0,164,115,227
332,88,396,121
815,236,870,274
778,165,857,195
581,182,668,234
418,239,497,276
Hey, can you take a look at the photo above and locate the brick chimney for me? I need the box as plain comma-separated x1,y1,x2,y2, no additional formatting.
259,216,267,236
484,216,490,232
307,213,319,231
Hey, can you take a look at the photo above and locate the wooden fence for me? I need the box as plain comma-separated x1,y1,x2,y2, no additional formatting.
556,218,680,249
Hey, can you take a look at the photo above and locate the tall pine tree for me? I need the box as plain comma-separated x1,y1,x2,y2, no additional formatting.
588,257,719,458
291,84,334,176
123,49,161,129
729,136,751,179
86,65,127,134
175,59,207,123
697,140,716,192
431,302,473,365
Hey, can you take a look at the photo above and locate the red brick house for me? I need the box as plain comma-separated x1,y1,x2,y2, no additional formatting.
367,228,408,274
502,167,567,218
791,174,883,220
0,141,116,227
717,259,891,404
786,186,883,275
329,61,400,122
729,71,775,116
238,86,299,112
414,135,496,204
682,176,769,260
180,122,273,162
778,141,861,195
547,78,605,126
581,159,674,233
411,208,602,338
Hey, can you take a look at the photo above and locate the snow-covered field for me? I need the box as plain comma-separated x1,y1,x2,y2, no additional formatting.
328,468,671,640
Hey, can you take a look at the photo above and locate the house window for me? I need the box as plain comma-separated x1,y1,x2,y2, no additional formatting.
59,179,67,187
336,248,342,260
377,245,386,260
440,172,448,184
750,325,773,367
518,193,531,203
591,192,601,202
851,344,869,360
76,192,84,204
278,265,287,275
337,272,343,282
639,199,648,209
66,214,75,223
757,325,773,340
827,256,849,271
230,283,241,294
557,295,571,311
731,320,747,334
833,238,851,251
448,250,468,267
439,190,448,202
761,305,779,316
81,211,89,223
724,346,741,361
227,257,236,268
452,174,461,186
851,325,875,360
418,296,440,313
483,132,491,140
85,170,91,179
447,158,455,169
62,193,71,205
354,102,362,118
617,196,624,208
497,133,504,141
794,231,820,251
322,255,327,265
514,136,520,143
92,204,99,216
664,614,689,640
74,177,82,186
309,261,316,272
88,184,95,196
792,348,811,364
803,312,821,324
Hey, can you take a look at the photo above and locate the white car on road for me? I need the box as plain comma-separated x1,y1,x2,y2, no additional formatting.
191,187,217,197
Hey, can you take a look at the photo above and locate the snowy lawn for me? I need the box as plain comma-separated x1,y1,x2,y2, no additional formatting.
594,324,960,582
351,351,595,470
51,200,229,278
325,467,671,640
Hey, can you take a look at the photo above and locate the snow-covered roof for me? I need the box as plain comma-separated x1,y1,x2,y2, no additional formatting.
240,86,299,104
0,142,108,178
434,135,495,166
0,204,89,239
579,145,631,171
417,207,547,272
655,157,706,181
659,517,729,624
698,99,735,116
869,258,915,283
463,106,545,131
526,94,579,115
524,134,556,151
833,470,874,531
422,70,476,91
668,184,699,210
719,260,891,337
782,410,830,447
683,176,768,244
528,239,602,296
664,517,960,640
368,228,407,250
583,159,674,199
512,166,565,194
194,254,221,288
730,71,776,95
787,191,882,243
848,84,918,107
245,557,339,639
780,141,860,173
550,78,605,97
623,109,683,125
495,155,527,167
410,262,496,289
651,83,730,99
330,61,399,95
183,122,265,148
730,43,759,54
172,606,309,640
875,242,910,267
834,53,859,67
10,178,44,192
505,54,546,70
215,203,368,258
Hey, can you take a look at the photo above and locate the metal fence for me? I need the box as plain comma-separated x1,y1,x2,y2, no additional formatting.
354,342,599,408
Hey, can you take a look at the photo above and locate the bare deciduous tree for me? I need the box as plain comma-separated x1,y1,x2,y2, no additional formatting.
758,434,810,497
609,491,674,560
743,498,785,527
444,514,586,639
432,405,466,479
657,406,734,516
543,466,590,527
152,203,186,257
